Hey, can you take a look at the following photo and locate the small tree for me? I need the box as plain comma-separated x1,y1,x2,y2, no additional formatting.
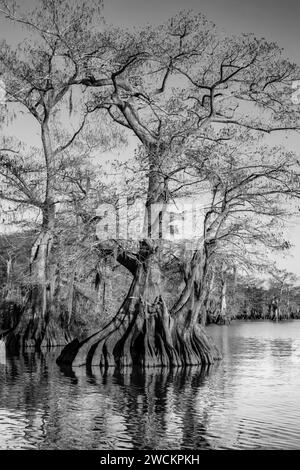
176,137,300,325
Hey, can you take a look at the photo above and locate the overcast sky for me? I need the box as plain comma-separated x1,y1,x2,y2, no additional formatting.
103,0,300,64
0,0,299,64
1,0,300,278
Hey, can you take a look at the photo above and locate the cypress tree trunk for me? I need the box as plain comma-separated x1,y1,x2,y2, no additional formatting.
216,267,228,325
57,145,220,368
220,275,227,323
57,241,220,368
5,119,72,351
5,226,72,351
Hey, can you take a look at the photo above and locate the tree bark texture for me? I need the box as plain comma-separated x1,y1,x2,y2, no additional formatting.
57,241,221,368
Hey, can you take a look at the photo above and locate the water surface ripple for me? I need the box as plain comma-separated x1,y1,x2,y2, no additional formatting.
0,320,300,449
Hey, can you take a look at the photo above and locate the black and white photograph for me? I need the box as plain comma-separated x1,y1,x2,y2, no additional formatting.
0,0,300,457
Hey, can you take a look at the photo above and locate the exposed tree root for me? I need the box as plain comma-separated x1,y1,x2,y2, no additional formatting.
5,317,72,351
57,298,220,368
57,243,221,368
4,284,72,351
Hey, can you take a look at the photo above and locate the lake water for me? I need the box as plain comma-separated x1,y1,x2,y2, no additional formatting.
0,320,300,450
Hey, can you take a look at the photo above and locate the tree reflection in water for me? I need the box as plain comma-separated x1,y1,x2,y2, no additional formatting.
0,350,216,449
2,322,299,449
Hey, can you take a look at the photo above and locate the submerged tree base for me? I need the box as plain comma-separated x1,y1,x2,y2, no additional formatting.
57,295,221,369
5,318,72,352
4,285,72,352
57,240,221,368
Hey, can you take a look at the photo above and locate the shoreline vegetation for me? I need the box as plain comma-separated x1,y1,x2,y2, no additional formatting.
1,230,300,355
